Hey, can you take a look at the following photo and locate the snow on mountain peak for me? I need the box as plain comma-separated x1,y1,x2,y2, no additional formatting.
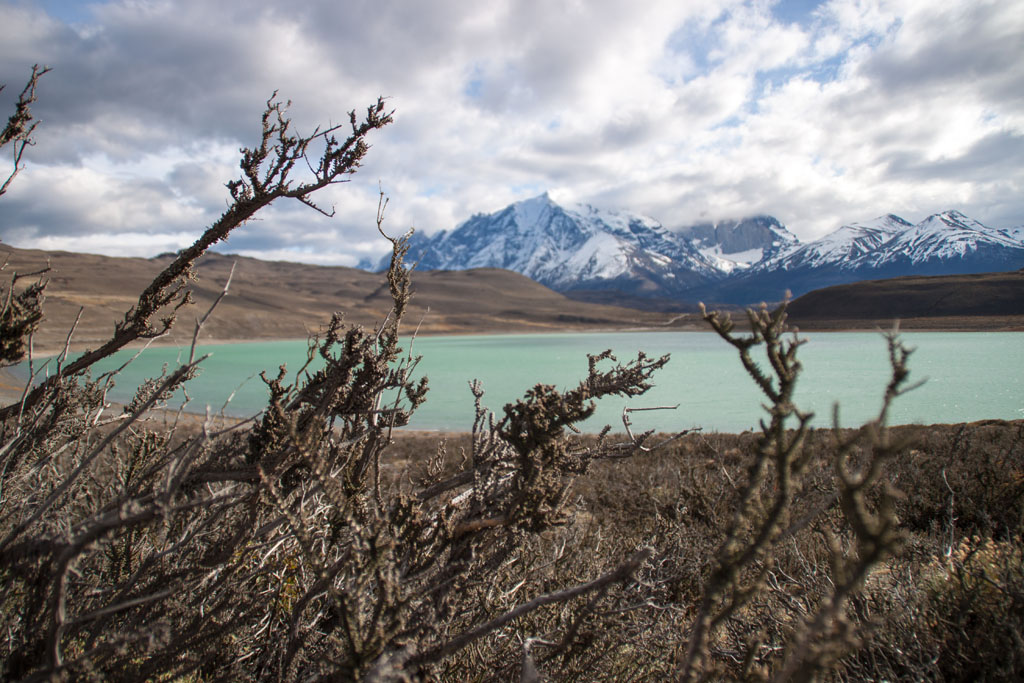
1001,225,1024,244
849,214,913,233
854,210,1024,267
919,209,990,234
511,193,557,230
369,196,1023,306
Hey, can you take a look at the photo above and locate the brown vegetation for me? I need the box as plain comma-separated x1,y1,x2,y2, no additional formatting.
2,71,1022,681
0,64,50,198
387,417,1024,680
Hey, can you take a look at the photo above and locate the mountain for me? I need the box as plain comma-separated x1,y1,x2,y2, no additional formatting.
389,193,724,299
367,195,1024,308
691,210,1024,305
760,214,912,271
702,213,913,304
676,215,797,274
848,210,1024,274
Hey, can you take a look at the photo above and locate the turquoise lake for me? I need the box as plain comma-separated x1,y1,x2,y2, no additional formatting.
15,331,1024,433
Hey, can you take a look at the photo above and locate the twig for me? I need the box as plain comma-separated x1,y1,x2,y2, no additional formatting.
412,547,653,666
622,404,679,451
0,355,210,553
189,262,235,364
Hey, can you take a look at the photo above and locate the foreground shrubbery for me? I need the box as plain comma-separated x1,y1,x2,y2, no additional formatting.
2,73,1022,680
389,419,1024,680
3,311,1021,681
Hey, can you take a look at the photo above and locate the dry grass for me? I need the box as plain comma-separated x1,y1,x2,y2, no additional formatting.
381,419,1024,681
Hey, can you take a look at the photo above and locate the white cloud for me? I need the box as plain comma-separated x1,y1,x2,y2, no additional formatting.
1,0,1022,263
19,231,199,257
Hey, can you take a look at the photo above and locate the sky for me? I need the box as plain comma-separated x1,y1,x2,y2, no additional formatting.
1,0,1022,266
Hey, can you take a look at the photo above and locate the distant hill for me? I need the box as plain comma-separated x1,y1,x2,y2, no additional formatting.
0,246,680,354
4,246,1020,355
786,270,1024,329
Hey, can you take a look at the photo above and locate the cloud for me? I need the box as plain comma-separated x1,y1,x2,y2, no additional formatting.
1,0,1022,264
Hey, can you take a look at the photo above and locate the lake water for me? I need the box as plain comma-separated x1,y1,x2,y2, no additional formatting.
14,331,1024,433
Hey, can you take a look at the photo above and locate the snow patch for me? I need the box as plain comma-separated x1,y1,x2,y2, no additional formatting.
574,233,629,279
512,193,554,229
1002,226,1024,244
698,246,762,273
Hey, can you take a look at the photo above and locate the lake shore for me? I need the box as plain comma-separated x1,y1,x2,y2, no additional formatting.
15,310,1024,360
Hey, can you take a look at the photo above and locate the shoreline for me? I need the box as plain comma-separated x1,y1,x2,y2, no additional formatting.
19,313,1024,359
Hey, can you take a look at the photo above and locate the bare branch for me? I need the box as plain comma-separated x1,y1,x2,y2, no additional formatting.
0,64,51,197
0,94,391,421
412,547,653,666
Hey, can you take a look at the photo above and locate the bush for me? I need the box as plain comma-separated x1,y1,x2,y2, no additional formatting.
2,72,1021,681
0,81,672,681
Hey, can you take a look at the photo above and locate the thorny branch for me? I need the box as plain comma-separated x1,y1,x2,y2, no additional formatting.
0,64,51,197
0,94,392,422
679,303,909,682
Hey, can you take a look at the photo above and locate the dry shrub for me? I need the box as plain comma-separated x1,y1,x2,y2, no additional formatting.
0,86,667,681
891,420,1024,538
2,73,1022,681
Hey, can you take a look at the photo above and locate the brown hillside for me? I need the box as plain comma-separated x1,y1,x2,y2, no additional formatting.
0,246,685,353
786,270,1024,330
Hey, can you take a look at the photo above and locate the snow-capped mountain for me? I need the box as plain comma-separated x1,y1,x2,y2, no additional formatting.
710,210,1024,304
760,214,912,272
364,195,1024,308
388,193,724,297
678,216,797,274
850,210,1024,273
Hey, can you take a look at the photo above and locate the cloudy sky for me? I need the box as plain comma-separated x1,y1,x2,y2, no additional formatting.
1,0,1022,266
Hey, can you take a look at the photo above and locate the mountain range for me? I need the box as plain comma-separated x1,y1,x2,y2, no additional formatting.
363,194,1024,308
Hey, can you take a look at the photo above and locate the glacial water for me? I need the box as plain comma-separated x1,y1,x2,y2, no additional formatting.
13,331,1024,433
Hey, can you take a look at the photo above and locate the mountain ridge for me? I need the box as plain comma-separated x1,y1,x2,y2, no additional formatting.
370,195,1024,307
393,193,721,300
